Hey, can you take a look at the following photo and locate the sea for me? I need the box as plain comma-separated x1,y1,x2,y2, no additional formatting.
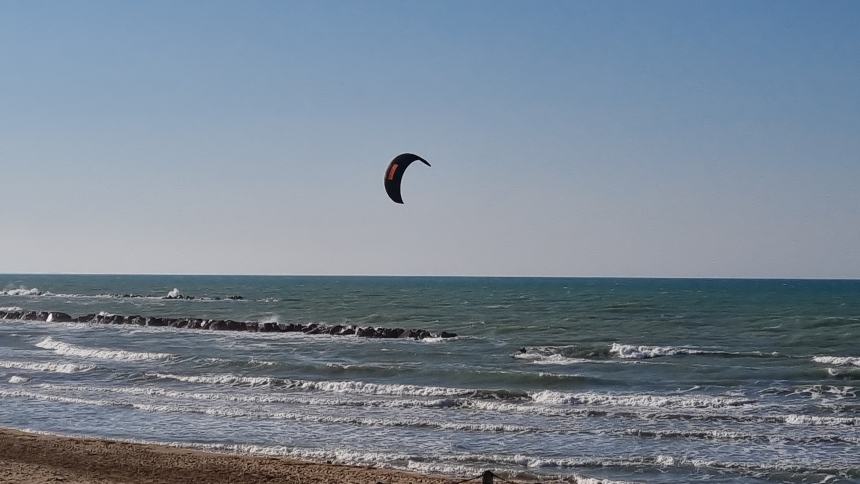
0,274,857,483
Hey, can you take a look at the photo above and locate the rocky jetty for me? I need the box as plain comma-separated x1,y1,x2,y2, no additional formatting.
0,310,457,340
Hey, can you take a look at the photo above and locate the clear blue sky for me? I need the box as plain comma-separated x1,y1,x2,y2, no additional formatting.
1,0,858,277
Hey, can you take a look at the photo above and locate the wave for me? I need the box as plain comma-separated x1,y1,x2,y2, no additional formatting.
35,337,174,361
515,344,777,365
781,414,859,426
130,402,536,433
36,384,858,444
0,288,43,296
0,306,23,311
8,376,29,384
0,359,95,373
0,389,125,408
761,384,856,400
0,286,254,302
530,390,755,409
608,343,775,360
145,371,763,411
38,383,464,410
618,428,859,445
813,355,860,367
146,372,523,399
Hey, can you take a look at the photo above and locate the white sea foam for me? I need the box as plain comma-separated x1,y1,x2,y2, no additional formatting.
8,376,29,384
38,383,462,410
0,360,95,373
782,414,860,426
608,343,773,360
812,356,860,367
125,401,535,433
513,353,594,365
147,373,275,386
166,288,182,298
530,390,754,409
0,389,122,407
147,372,478,397
36,337,174,361
0,306,23,311
0,287,43,296
619,428,859,445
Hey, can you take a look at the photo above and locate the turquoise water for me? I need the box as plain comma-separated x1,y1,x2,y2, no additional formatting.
0,275,857,482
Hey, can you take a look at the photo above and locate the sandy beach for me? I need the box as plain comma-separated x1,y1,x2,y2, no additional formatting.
0,428,455,484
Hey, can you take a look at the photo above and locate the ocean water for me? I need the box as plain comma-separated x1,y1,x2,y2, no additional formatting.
0,275,858,483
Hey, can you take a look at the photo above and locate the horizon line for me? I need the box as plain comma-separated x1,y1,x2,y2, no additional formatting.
1,272,858,282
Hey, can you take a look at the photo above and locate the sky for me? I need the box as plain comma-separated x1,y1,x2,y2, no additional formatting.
1,0,858,278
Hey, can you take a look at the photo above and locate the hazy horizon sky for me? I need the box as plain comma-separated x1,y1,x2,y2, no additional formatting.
2,1,859,278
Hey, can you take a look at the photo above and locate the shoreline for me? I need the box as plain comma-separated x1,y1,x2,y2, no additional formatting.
0,428,457,483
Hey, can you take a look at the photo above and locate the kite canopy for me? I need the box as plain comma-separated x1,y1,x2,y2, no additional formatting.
384,153,431,204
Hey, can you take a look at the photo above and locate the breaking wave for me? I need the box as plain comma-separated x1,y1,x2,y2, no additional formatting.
0,359,95,373
608,343,776,360
0,288,43,296
530,390,755,408
146,372,523,399
813,355,860,367
35,337,174,361
515,343,779,364
0,286,255,302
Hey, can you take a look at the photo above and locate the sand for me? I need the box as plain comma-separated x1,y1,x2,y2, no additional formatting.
0,428,460,483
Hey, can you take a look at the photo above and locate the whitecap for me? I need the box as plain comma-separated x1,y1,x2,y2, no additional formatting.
530,390,755,409
812,356,860,367
0,360,95,373
35,337,174,361
0,288,43,296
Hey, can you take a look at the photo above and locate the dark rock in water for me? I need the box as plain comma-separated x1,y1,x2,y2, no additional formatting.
46,312,73,323
227,295,244,300
279,323,302,332
210,320,244,331
375,327,398,338
9,308,456,340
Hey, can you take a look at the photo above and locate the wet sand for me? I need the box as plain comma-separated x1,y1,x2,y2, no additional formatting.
0,428,455,483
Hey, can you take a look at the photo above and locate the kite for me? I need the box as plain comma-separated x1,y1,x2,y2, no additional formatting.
384,153,431,204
